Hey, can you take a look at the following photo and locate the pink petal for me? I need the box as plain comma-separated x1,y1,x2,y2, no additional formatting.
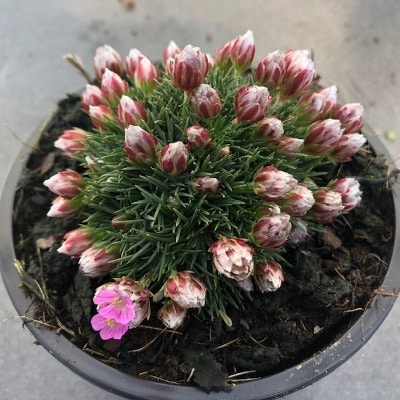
93,288,119,305
91,313,108,331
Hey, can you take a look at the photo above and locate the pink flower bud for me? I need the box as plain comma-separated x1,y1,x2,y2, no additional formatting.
91,313,129,340
190,84,222,119
93,45,123,81
57,228,93,257
329,133,366,162
230,30,255,73
164,271,207,309
159,141,189,175
255,261,284,292
195,176,220,195
210,237,254,282
215,40,234,68
118,277,152,302
235,85,273,124
101,68,129,105
280,50,315,98
125,48,145,79
117,96,148,128
171,45,209,92
328,177,362,213
163,40,181,64
129,299,151,328
254,50,286,89
333,103,364,133
310,189,344,223
124,125,159,164
157,301,187,329
81,84,104,113
278,136,304,153
94,282,135,325
252,213,292,250
279,183,315,217
47,196,82,218
43,170,83,199
79,246,117,277
256,116,284,146
186,124,212,151
89,104,114,130
296,86,337,121
134,56,158,92
302,119,343,155
254,166,298,201
54,128,87,156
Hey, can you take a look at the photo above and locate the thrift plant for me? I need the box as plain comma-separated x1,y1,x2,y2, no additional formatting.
44,31,365,340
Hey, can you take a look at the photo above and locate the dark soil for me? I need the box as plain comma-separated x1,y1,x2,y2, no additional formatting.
13,94,395,390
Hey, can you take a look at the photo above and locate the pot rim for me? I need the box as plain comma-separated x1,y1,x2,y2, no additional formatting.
1,121,399,400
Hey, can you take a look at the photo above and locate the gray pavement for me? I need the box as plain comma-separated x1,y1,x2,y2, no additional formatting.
1,1,400,399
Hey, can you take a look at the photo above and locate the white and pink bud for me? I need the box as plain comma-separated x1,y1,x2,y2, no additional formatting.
157,301,187,329
234,85,273,124
310,189,345,223
186,124,212,151
195,176,220,195
253,166,298,201
81,84,104,113
278,136,304,153
93,45,123,81
210,236,254,282
57,227,93,257
133,56,158,93
236,277,254,292
124,125,159,165
280,50,315,98
302,119,343,155
79,246,117,277
279,183,315,217
254,50,286,90
256,116,284,146
333,103,364,133
296,85,337,121
129,299,151,328
219,146,231,158
190,84,222,119
329,133,366,162
43,170,83,199
100,68,129,105
54,128,88,156
89,104,114,130
252,213,292,250
125,48,145,79
328,178,362,213
171,45,209,93
255,261,284,292
215,40,234,68
163,40,181,64
117,96,148,128
230,30,255,73
159,141,189,175
164,271,207,309
46,196,83,219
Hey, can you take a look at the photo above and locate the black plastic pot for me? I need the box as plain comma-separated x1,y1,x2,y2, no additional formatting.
1,122,399,400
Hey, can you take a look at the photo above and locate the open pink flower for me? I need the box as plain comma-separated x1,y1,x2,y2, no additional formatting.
94,283,135,324
91,313,129,340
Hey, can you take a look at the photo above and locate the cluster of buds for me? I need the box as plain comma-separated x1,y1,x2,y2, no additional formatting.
45,31,367,342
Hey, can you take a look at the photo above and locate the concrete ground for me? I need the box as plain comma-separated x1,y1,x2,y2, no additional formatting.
1,1,400,399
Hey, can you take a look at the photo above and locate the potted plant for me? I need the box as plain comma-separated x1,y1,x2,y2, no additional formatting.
1,31,399,399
